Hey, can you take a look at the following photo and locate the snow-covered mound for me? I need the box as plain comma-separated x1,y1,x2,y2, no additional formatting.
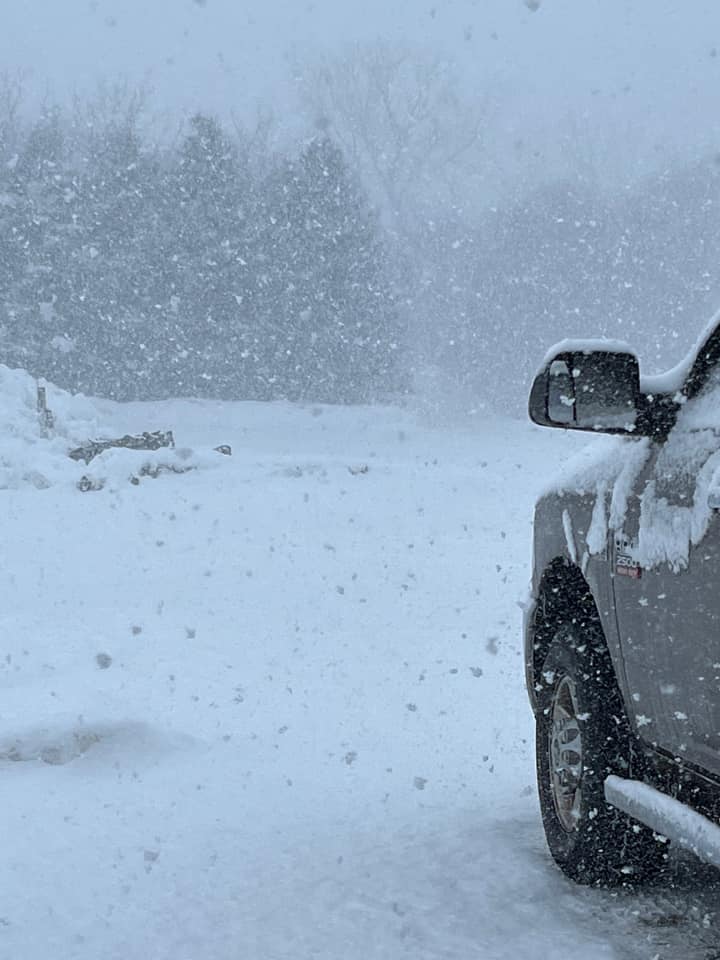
0,365,103,489
0,365,225,491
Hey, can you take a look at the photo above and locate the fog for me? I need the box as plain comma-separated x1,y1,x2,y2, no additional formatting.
2,0,720,408
7,1,719,170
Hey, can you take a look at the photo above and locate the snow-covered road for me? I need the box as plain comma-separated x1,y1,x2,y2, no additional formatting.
1,387,719,959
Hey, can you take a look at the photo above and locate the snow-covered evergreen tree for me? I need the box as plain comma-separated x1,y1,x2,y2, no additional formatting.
262,136,401,402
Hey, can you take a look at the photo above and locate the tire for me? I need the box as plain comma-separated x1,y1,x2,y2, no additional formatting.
536,624,666,886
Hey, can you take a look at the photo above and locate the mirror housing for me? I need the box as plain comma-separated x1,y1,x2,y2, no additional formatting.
529,344,641,434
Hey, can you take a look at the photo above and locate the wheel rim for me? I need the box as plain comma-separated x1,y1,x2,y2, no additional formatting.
549,675,584,833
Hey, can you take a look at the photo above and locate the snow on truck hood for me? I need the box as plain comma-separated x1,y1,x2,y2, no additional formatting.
538,427,720,574
537,435,652,557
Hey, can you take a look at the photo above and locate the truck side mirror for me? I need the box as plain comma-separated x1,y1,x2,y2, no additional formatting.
529,345,641,434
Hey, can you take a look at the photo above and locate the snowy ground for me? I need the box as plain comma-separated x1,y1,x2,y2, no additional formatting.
2,376,720,959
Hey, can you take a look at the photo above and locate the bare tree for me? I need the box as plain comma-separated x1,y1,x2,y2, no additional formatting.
0,71,25,160
296,43,489,232
230,104,281,175
67,79,151,163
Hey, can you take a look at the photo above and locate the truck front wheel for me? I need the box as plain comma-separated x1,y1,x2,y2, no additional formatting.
536,625,666,885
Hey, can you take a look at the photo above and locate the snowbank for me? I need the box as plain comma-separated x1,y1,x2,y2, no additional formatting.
0,365,103,489
0,364,226,492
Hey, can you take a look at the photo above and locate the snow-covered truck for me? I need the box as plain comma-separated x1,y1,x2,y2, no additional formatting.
525,316,720,884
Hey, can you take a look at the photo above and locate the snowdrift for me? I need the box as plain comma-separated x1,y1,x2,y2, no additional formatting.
0,364,224,491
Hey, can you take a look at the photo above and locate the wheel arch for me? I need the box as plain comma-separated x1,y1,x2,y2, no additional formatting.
527,558,608,709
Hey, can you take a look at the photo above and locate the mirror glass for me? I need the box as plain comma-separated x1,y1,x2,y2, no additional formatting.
572,354,638,430
547,360,576,424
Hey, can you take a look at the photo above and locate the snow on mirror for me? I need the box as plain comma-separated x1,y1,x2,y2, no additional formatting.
542,351,639,432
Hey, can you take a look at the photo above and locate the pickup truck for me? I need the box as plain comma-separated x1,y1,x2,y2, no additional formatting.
526,316,720,885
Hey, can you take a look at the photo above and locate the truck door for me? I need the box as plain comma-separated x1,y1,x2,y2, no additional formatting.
614,371,720,776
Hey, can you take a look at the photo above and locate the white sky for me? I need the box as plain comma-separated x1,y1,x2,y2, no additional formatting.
3,0,720,180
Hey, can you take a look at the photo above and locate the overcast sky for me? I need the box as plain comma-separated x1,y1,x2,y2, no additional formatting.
3,1,720,180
